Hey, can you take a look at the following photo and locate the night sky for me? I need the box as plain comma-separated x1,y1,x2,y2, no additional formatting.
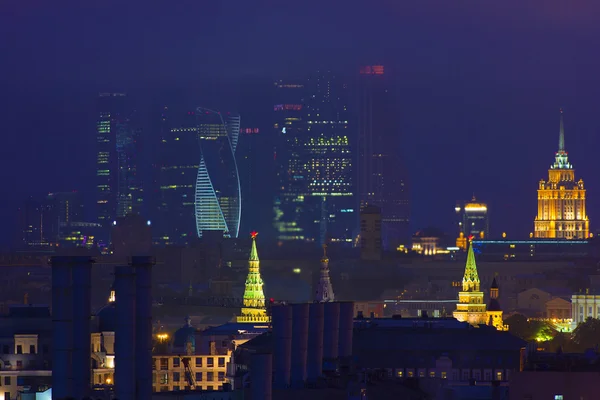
1,1,600,246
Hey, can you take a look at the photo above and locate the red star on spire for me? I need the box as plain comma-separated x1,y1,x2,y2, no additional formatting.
468,235,474,242
250,231,258,239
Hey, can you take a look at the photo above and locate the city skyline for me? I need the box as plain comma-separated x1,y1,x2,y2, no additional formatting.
3,1,600,246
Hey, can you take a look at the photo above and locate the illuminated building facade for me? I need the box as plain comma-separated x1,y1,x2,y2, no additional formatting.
534,110,589,239
453,240,506,330
96,93,142,237
455,196,489,249
358,65,410,249
273,71,355,245
155,107,241,244
237,233,269,323
195,108,241,239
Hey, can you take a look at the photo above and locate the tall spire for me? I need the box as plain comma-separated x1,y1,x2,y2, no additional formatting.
249,231,259,261
462,238,480,292
315,244,335,302
237,231,269,323
558,108,565,152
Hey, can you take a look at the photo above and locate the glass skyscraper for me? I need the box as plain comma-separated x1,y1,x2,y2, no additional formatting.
195,108,241,239
357,66,410,249
96,93,142,236
273,72,355,246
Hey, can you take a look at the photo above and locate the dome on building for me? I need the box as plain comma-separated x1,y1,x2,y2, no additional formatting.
173,316,196,350
96,303,117,332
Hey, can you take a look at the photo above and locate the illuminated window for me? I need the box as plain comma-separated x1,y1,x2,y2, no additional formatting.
396,370,403,378
441,371,447,379
496,371,502,381
554,396,563,400
429,371,435,378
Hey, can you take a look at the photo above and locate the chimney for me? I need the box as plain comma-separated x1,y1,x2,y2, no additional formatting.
307,302,324,383
323,302,340,363
115,265,136,400
290,303,309,388
251,353,273,400
133,256,154,400
338,302,354,363
51,255,94,400
72,257,93,399
271,305,292,388
51,256,75,399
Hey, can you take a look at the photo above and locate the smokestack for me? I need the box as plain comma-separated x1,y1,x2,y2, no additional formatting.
51,256,75,399
271,305,292,388
307,302,324,383
251,353,273,400
133,256,154,399
290,303,309,388
115,265,136,400
323,302,340,362
71,257,93,399
338,302,354,366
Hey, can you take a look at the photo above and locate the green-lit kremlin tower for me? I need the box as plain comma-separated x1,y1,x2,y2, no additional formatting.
237,232,270,323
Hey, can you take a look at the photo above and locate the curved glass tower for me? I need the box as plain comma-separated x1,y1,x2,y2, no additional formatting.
194,108,241,239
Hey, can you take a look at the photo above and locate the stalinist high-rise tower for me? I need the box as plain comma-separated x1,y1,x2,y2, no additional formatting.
534,110,589,239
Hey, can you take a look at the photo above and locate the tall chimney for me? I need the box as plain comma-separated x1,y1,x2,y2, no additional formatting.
290,303,309,388
307,302,324,383
271,305,292,388
114,265,136,400
338,302,355,366
51,256,75,399
323,302,340,362
133,256,154,399
71,257,93,399
251,353,273,400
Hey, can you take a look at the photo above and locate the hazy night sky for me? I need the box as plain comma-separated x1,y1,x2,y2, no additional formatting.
1,0,600,246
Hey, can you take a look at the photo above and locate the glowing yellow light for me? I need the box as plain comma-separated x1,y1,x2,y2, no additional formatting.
157,333,169,341
293,268,301,274
106,378,112,384
502,232,507,238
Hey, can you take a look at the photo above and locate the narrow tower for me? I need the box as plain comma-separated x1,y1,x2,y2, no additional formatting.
487,275,505,330
314,244,335,303
237,232,270,323
534,109,589,238
453,238,488,326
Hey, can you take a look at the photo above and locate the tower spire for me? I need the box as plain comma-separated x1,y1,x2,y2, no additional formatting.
315,244,335,302
237,231,269,323
462,237,480,291
558,108,565,152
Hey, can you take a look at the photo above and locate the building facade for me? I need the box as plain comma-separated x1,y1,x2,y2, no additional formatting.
455,196,489,249
96,93,142,232
357,65,410,249
195,108,241,239
273,72,355,246
534,110,589,239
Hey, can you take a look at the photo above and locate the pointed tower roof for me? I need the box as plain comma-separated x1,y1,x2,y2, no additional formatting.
558,108,565,152
249,231,259,261
491,276,498,289
463,239,480,285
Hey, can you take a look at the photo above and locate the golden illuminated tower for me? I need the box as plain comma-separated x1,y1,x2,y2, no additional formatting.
534,110,589,239
237,232,270,323
453,239,488,326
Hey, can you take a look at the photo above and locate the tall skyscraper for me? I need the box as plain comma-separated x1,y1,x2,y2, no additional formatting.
155,107,242,243
455,195,489,249
155,107,199,245
195,108,241,239
534,110,589,239
96,93,142,232
357,66,410,249
16,196,55,249
273,72,355,246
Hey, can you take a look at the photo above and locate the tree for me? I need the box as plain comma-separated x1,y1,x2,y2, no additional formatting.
572,317,600,351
